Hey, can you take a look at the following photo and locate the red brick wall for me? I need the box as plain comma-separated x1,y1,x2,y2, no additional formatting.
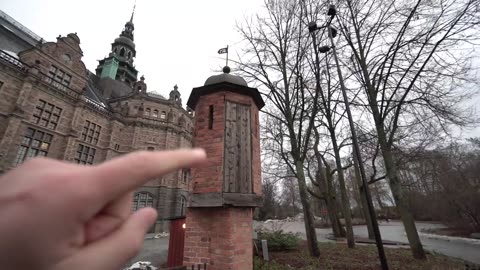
191,90,262,195
185,88,262,270
183,207,253,270
191,92,226,193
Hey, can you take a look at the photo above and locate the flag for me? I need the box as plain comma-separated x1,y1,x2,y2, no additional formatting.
218,47,228,54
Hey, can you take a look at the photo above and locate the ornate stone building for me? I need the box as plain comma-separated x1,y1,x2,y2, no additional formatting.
0,9,193,232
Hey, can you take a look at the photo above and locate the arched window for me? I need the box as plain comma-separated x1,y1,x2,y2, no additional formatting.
160,111,166,119
119,48,125,57
180,195,187,216
144,108,150,117
132,192,154,212
153,109,158,118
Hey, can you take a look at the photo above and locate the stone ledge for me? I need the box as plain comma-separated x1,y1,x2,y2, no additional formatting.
189,192,263,208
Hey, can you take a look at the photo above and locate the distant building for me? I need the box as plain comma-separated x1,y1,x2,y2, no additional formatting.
0,9,193,232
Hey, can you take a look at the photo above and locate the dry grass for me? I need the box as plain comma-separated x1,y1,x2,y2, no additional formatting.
254,241,465,270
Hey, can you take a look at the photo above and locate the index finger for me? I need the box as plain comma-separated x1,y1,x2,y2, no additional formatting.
88,148,206,202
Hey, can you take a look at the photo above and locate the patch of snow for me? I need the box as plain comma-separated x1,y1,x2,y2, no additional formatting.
124,261,158,270
419,232,480,245
154,232,169,238
3,50,19,59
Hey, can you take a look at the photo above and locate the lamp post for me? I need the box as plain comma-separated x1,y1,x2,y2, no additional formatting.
309,5,389,270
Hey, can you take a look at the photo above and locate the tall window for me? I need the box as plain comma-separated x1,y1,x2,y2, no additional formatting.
13,128,53,166
160,111,166,119
144,108,151,117
182,169,190,183
81,120,101,145
75,144,96,165
180,196,187,216
46,65,71,91
153,109,158,118
32,100,62,130
132,192,154,212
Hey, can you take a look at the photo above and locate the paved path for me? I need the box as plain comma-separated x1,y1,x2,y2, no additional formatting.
255,220,480,265
126,236,169,268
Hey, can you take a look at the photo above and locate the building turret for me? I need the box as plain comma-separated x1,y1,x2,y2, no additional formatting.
169,85,182,105
95,5,138,85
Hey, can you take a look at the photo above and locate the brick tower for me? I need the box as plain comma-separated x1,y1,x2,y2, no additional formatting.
184,66,264,270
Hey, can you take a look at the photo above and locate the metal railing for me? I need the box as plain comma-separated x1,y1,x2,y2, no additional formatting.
0,50,28,71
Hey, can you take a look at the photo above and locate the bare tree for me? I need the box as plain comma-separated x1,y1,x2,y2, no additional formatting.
336,0,479,259
400,139,480,232
237,0,322,256
303,34,356,247
306,128,346,238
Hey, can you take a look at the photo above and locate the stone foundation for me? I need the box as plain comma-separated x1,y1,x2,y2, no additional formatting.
183,207,253,270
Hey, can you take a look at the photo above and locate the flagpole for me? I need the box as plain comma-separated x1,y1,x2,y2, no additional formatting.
226,45,229,67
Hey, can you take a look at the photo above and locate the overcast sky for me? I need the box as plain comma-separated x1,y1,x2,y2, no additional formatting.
2,0,479,138
1,0,263,101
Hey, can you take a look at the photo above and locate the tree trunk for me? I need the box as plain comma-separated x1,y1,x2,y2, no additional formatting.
352,149,374,239
295,160,320,257
352,32,427,257
331,136,355,248
325,190,342,237
376,125,426,259
324,162,345,238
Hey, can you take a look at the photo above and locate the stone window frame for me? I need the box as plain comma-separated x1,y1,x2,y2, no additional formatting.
81,120,101,145
13,127,53,166
75,144,96,165
32,99,62,130
153,109,159,118
180,195,187,216
132,192,154,212
160,111,166,119
46,64,72,91
144,108,151,117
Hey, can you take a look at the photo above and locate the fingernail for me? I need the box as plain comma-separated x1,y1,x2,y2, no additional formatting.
192,148,207,158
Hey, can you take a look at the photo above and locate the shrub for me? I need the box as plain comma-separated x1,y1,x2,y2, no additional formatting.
257,229,301,251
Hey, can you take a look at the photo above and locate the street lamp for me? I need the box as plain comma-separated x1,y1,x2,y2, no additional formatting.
309,5,390,270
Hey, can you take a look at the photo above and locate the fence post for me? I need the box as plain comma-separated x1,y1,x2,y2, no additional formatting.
261,239,269,261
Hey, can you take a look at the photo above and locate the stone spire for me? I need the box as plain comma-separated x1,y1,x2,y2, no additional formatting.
95,3,139,85
130,1,136,23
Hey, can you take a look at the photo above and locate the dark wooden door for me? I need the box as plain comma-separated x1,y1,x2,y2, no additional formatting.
167,217,186,268
224,101,252,193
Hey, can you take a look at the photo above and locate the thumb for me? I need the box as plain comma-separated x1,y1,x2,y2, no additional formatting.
55,208,157,270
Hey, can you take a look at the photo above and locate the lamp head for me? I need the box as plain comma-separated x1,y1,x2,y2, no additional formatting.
319,45,331,53
308,22,319,33
327,4,337,17
329,26,338,38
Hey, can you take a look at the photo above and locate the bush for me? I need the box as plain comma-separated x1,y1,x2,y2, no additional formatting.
257,230,301,251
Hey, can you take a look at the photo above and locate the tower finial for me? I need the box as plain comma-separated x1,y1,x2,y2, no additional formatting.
130,0,136,23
